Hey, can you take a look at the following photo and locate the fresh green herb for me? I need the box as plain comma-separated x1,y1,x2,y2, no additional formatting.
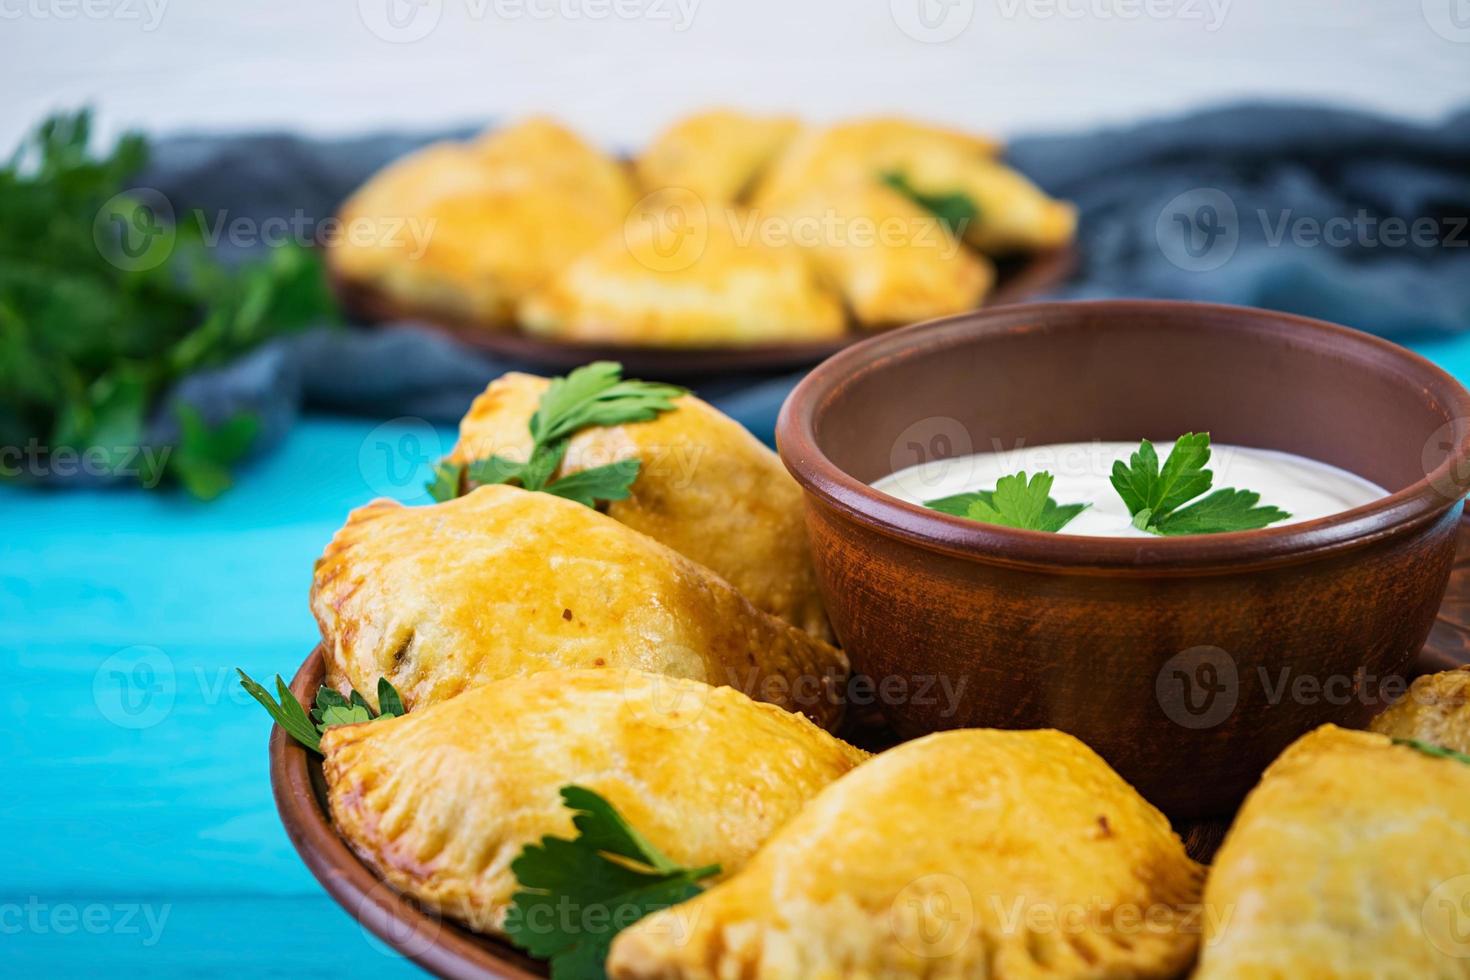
439,362,682,508
1110,433,1290,535
1393,738,1470,767
880,171,980,236
505,786,719,980
425,460,465,503
0,109,337,498
926,470,1088,532
237,669,406,754
167,405,260,501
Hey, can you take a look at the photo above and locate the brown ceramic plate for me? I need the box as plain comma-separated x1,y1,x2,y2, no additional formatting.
274,538,1470,979
330,247,1076,379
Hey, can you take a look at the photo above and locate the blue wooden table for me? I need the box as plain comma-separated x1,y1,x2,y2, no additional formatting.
6,334,1470,976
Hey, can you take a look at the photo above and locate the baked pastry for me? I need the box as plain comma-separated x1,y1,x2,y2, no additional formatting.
755,116,1074,256
471,115,635,218
1196,725,1470,978
311,484,847,727
330,120,632,324
767,180,993,329
753,116,1001,205
1370,665,1470,754
447,372,833,640
608,729,1205,979
321,668,868,935
904,155,1077,255
636,109,802,203
518,189,846,346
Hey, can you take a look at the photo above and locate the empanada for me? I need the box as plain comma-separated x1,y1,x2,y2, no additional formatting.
902,155,1077,255
1370,666,1470,754
609,729,1205,980
755,117,1074,255
767,180,993,329
311,484,847,727
447,372,832,640
518,190,846,346
1196,725,1470,979
321,668,869,935
471,116,635,218
330,120,632,324
637,110,802,203
753,116,1001,205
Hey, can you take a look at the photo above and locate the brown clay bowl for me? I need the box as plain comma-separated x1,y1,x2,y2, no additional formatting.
776,299,1470,818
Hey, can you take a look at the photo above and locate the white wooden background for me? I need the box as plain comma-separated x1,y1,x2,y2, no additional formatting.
4,0,1468,147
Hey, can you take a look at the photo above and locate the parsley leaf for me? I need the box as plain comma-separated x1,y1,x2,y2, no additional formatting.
1393,738,1470,767
505,786,719,979
452,363,682,508
424,460,464,502
237,669,407,754
0,110,337,499
542,460,642,508
880,171,980,236
167,405,260,501
1150,488,1291,536
531,362,684,446
1111,433,1290,535
925,470,1088,532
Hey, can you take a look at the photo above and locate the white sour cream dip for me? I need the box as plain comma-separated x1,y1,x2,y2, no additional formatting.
872,440,1389,537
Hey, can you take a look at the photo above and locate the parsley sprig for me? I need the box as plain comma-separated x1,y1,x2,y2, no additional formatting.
237,669,405,754
1394,737,1470,767
505,786,719,980
926,470,1088,532
1111,433,1290,535
880,171,979,237
428,362,683,507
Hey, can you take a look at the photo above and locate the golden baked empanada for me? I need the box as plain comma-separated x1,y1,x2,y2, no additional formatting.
321,668,868,935
447,372,832,640
768,180,993,329
1196,725,1470,979
471,116,635,218
518,190,845,346
637,109,802,203
901,155,1077,255
1371,666,1470,754
755,116,1074,256
330,120,632,324
311,484,847,727
753,116,1001,205
609,729,1205,980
